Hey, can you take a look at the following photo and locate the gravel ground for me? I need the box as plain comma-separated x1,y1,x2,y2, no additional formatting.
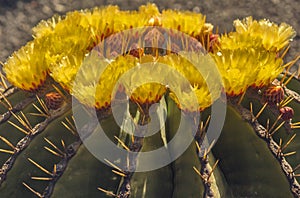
0,0,299,65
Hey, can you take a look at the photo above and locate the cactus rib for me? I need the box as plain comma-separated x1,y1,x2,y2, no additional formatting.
0,102,70,186
284,87,300,104
117,112,149,198
42,116,103,197
194,120,223,197
0,87,18,100
0,96,35,125
274,72,300,104
195,123,229,197
246,87,293,132
198,156,220,197
233,100,300,196
42,140,82,197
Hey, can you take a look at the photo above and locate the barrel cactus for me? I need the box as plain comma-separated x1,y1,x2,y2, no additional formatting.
0,3,300,197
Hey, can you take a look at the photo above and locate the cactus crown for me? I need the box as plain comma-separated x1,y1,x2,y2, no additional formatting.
3,3,296,112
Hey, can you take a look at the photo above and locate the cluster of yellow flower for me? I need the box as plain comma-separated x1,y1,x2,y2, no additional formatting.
211,16,296,95
3,4,296,112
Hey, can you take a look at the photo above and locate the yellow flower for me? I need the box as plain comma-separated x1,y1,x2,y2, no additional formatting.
253,51,283,87
32,15,62,39
169,84,213,112
72,54,137,109
73,54,167,109
159,53,220,112
49,54,85,91
130,83,167,105
120,55,167,105
3,39,48,91
209,16,292,96
218,32,263,50
233,16,296,51
45,22,92,90
71,51,219,112
211,48,283,95
161,9,208,37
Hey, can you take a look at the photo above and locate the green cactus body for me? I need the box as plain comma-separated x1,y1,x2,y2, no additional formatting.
130,127,173,198
0,108,75,197
213,105,292,197
51,144,120,197
166,96,205,198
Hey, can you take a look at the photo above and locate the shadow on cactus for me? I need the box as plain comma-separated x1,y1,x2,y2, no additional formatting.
0,3,300,198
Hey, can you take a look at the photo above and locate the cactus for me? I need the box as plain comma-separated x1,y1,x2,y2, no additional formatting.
0,3,300,197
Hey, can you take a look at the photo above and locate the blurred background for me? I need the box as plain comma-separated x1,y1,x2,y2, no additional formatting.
0,0,299,66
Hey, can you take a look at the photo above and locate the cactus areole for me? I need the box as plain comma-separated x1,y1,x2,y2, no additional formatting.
1,3,300,198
